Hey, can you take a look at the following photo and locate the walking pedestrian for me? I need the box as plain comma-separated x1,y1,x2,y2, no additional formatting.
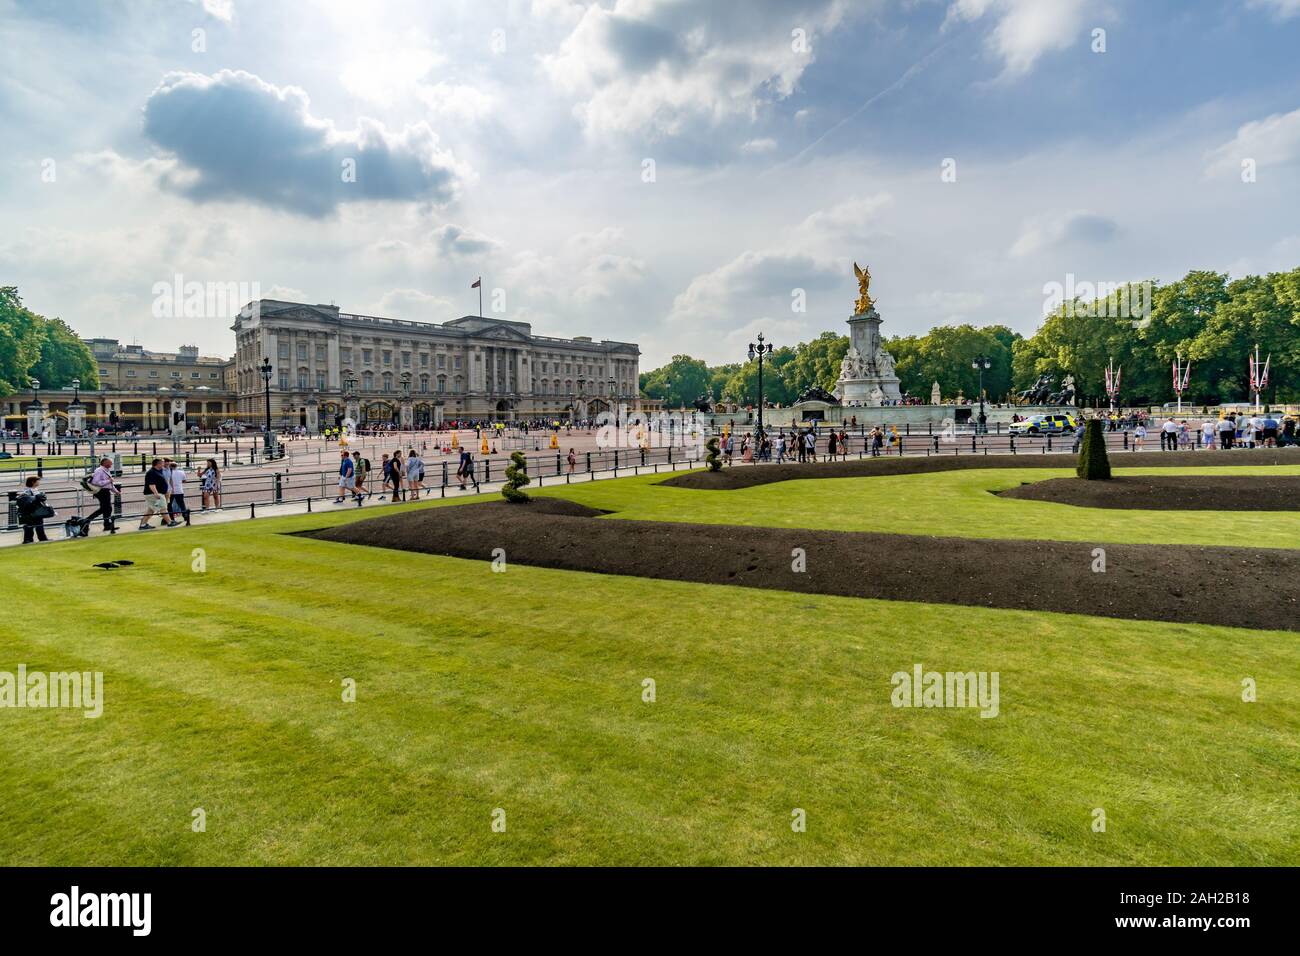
16,476,51,544
334,450,355,504
166,458,190,526
88,456,119,533
406,448,423,500
140,457,170,529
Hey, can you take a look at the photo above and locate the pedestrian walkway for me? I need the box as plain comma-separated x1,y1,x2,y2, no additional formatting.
0,458,701,549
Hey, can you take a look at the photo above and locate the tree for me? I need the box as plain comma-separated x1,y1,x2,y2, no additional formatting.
31,315,99,390
502,450,531,502
0,287,46,396
778,332,849,397
641,355,710,409
889,325,1017,402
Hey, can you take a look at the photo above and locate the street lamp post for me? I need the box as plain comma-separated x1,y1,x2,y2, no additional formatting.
259,357,274,455
971,355,992,434
748,333,774,442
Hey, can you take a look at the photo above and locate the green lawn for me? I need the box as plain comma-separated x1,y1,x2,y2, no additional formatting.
537,464,1300,549
0,455,88,472
1,471,1297,865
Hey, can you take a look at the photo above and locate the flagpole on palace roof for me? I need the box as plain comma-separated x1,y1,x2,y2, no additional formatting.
471,276,482,317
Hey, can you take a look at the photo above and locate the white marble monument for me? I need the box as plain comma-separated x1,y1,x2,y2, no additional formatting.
833,263,903,406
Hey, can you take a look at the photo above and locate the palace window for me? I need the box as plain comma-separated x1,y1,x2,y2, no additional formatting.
402,352,411,367
382,372,393,392
317,372,326,390
437,376,446,394
362,371,374,390
437,354,445,369
383,350,392,366
362,349,372,365
279,343,289,359
279,372,289,390
419,375,429,393
298,369,309,389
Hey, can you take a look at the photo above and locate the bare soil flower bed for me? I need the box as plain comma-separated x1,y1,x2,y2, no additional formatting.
660,449,1300,491
296,497,1300,632
998,475,1300,510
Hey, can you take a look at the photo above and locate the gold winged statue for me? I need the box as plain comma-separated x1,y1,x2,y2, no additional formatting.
853,262,875,314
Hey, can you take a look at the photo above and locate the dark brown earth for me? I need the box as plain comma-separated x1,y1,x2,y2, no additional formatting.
296,497,1300,632
998,475,1300,510
660,449,1300,491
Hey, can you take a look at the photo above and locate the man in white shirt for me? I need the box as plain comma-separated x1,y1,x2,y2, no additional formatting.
88,456,120,534
1201,419,1216,449
1217,416,1236,449
1160,418,1179,451
165,458,190,526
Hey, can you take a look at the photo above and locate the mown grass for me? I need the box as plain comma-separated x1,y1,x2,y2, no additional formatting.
1,472,1296,865
535,464,1300,549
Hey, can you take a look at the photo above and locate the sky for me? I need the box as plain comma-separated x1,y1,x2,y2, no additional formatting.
2,0,1299,369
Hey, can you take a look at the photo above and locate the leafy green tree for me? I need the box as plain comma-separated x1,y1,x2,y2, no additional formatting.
641,355,710,408
778,332,849,397
0,287,47,396
31,315,99,390
889,325,1016,402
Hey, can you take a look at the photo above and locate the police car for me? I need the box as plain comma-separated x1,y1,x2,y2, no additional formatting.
1009,413,1078,435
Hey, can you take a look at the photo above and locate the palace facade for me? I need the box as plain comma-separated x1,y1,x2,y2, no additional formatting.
232,299,643,427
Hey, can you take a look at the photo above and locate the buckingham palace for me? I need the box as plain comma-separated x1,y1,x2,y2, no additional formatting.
232,299,643,428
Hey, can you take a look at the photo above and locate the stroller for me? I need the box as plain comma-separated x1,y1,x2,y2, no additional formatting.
63,515,93,539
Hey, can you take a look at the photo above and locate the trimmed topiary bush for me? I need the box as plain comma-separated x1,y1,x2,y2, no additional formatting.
705,436,722,472
502,450,531,502
1076,418,1112,480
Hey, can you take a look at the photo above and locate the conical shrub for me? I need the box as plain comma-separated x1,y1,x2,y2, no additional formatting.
1076,418,1112,480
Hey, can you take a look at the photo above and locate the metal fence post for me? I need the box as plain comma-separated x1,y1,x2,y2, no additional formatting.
274,473,282,503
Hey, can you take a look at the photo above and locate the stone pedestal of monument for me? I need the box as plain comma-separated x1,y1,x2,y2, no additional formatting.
834,309,903,406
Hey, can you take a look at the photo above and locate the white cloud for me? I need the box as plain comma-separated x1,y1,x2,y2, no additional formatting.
432,223,503,258
741,137,778,154
1009,210,1119,258
1249,0,1300,18
141,70,471,216
374,288,455,319
417,82,496,123
946,0,1091,78
340,48,443,108
503,228,647,326
1205,106,1300,177
542,0,850,139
